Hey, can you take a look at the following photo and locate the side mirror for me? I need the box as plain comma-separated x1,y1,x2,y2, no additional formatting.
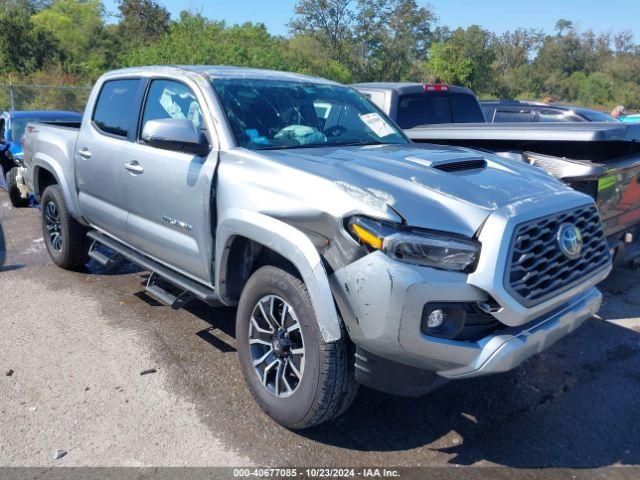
141,118,209,157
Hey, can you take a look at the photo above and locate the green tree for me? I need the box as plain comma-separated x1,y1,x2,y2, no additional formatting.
117,0,170,49
290,0,436,81
0,0,61,75
535,20,588,76
125,12,290,71
290,0,354,62
285,35,354,83
31,0,106,74
353,0,436,81
426,26,496,93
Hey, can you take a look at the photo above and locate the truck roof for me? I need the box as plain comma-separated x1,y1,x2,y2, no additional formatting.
481,100,617,121
352,82,475,95
102,65,341,86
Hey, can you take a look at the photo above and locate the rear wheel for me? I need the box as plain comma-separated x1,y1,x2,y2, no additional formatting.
236,266,358,430
6,167,29,208
41,185,89,271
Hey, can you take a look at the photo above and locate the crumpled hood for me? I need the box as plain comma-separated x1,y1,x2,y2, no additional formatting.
262,143,570,236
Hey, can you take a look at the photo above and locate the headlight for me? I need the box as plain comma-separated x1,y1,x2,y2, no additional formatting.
348,216,480,272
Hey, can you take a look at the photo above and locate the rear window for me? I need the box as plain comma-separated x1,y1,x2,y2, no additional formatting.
396,92,485,128
538,109,584,122
580,110,619,122
92,79,140,137
493,109,534,123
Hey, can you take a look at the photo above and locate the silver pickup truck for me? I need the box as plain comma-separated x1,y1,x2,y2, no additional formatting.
23,66,612,429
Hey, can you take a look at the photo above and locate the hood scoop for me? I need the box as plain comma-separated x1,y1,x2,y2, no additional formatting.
404,155,487,173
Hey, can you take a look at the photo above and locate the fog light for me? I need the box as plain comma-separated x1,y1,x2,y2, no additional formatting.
427,309,445,329
421,303,468,339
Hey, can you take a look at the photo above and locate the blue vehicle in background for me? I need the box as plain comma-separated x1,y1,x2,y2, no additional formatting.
1,110,82,207
621,114,640,123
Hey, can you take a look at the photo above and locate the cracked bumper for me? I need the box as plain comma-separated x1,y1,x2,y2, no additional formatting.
437,286,601,379
332,251,603,381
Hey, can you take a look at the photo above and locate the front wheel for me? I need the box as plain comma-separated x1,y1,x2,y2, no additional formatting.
41,185,89,271
236,266,358,430
6,167,29,208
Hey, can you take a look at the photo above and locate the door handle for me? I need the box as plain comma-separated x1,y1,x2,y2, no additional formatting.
124,161,144,174
78,148,92,159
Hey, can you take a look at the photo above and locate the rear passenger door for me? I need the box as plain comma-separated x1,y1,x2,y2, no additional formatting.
76,78,142,241
123,78,216,282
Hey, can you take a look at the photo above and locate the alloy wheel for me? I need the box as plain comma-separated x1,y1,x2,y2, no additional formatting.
45,201,63,252
249,294,305,398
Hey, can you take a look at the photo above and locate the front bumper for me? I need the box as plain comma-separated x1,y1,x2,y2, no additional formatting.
331,250,603,380
437,286,601,379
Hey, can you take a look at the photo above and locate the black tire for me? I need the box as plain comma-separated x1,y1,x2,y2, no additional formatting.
6,167,29,208
41,184,89,271
236,266,358,430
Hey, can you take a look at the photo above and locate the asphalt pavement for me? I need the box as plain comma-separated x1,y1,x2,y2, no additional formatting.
1,190,639,472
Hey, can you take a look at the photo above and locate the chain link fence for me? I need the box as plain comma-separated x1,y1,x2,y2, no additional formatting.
0,83,91,113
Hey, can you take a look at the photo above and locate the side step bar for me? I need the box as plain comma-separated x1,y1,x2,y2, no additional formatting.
87,230,219,308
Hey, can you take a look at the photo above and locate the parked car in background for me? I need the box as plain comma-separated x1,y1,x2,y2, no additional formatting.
1,111,82,207
481,100,619,123
353,82,486,127
22,66,612,429
621,113,640,123
354,82,640,265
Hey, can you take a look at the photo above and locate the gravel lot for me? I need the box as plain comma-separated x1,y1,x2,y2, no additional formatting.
1,188,640,472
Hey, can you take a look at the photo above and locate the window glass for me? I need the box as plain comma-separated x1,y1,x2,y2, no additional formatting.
449,93,486,122
579,110,619,122
396,92,485,128
398,94,452,127
211,79,406,150
538,109,584,122
493,109,534,122
141,80,204,133
93,79,140,137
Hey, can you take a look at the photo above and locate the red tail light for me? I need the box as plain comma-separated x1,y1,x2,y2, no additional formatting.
423,84,449,92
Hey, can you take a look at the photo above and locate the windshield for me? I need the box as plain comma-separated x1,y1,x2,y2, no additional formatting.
212,79,407,150
580,110,620,122
10,115,81,142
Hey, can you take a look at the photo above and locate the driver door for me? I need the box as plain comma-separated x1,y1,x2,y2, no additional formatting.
124,78,217,282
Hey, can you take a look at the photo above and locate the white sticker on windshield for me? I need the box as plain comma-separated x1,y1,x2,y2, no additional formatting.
360,112,395,138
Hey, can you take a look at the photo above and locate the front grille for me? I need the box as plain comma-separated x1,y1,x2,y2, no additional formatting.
506,205,610,306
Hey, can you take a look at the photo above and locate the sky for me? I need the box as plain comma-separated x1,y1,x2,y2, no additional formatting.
102,0,640,39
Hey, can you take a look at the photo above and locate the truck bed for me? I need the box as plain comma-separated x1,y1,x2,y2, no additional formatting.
406,122,640,260
22,122,81,213
406,122,640,143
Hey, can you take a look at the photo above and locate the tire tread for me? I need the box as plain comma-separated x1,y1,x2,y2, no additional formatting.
41,184,89,271
238,266,358,430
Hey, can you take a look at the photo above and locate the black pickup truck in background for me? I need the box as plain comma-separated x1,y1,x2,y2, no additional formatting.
353,82,640,265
